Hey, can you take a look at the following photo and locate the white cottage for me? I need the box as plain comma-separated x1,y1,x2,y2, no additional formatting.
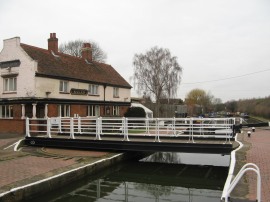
0,33,131,135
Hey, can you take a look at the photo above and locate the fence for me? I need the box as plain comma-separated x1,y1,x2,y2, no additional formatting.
25,117,235,142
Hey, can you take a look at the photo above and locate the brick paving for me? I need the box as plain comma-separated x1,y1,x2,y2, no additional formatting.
0,138,20,149
243,128,270,202
0,137,112,197
0,156,75,187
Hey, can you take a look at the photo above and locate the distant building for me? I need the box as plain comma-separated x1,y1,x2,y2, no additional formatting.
0,33,131,135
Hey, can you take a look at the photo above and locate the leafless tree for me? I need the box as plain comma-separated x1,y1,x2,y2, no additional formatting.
133,47,182,117
59,39,107,63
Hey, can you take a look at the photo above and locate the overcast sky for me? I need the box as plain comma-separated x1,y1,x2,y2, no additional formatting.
1,0,270,102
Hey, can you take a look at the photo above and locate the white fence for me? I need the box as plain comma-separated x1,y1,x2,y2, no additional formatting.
26,117,235,142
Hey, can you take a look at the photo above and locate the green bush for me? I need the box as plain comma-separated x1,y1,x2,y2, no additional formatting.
124,107,146,118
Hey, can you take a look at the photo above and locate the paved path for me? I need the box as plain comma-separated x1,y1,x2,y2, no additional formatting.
0,156,75,187
243,128,270,202
0,137,112,196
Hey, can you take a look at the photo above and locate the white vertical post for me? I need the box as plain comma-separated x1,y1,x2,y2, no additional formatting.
59,117,62,133
155,118,161,142
32,103,37,119
21,104,25,119
26,117,30,137
188,118,195,143
95,117,101,140
47,118,51,138
146,117,150,136
100,117,103,134
70,118,75,139
123,118,130,141
122,117,125,135
44,104,48,118
173,117,176,136
78,116,82,134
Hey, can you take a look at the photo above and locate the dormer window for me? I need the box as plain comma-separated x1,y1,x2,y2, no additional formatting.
59,80,69,93
89,84,99,95
3,77,17,92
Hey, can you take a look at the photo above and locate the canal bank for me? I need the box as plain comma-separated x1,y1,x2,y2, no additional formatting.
0,136,148,202
230,127,270,202
1,127,269,202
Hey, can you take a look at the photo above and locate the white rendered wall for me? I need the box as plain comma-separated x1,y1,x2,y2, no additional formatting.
36,76,131,102
0,37,36,98
0,37,131,103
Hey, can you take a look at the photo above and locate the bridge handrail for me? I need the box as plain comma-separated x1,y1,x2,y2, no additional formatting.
25,117,235,142
222,163,261,202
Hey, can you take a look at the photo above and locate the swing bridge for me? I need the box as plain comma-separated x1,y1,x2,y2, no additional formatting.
24,117,238,154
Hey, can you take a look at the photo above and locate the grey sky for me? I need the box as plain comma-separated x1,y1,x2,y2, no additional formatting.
1,0,270,102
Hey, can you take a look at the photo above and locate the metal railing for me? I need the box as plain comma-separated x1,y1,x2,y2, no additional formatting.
222,163,261,202
25,117,235,142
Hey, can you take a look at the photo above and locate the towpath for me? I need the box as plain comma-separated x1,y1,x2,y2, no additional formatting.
232,127,270,202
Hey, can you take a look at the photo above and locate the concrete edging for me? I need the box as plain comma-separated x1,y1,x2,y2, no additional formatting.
0,152,131,201
221,133,244,201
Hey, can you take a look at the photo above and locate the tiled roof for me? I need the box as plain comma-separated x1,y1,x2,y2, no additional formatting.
20,43,132,88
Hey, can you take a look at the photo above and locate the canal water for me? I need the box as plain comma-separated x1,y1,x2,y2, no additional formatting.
28,152,230,202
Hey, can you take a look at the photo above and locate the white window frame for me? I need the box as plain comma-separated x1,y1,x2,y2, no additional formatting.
113,87,119,98
59,81,69,93
0,105,13,118
3,77,17,92
113,106,120,116
58,105,70,117
88,84,99,95
87,105,100,117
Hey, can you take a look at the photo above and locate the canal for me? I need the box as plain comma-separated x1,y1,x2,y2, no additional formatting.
27,152,230,202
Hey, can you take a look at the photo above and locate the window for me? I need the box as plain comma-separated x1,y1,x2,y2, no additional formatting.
88,84,99,95
3,77,17,92
58,105,70,117
113,87,119,98
59,81,69,93
87,105,100,117
113,106,120,116
0,105,13,118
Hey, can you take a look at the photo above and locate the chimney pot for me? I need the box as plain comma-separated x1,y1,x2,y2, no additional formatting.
48,33,58,53
81,43,92,62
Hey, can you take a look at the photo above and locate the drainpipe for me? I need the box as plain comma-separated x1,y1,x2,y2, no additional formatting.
103,84,107,115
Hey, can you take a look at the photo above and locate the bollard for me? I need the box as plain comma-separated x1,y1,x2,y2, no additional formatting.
252,127,255,132
248,131,251,137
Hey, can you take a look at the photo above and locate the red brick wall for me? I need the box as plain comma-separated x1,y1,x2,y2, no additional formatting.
120,106,129,117
0,119,25,135
71,105,87,117
13,104,22,119
48,104,58,117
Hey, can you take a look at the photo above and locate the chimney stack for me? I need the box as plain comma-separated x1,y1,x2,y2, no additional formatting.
48,33,58,53
81,43,92,62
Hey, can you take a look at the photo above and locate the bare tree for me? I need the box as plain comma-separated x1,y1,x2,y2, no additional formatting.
59,39,107,63
133,47,182,117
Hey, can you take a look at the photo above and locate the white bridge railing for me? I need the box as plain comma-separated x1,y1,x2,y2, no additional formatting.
26,117,235,142
222,163,261,202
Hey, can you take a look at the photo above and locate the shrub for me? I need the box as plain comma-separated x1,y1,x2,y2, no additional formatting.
124,107,146,118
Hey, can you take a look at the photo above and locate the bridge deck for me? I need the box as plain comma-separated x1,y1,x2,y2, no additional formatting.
24,134,238,154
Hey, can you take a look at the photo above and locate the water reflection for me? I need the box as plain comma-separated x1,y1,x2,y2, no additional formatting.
27,152,229,202
141,152,230,167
